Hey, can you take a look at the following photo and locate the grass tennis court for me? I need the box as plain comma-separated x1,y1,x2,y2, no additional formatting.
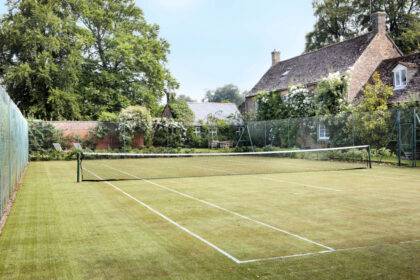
0,160,419,279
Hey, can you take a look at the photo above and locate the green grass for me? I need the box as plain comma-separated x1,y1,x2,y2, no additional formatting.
0,160,419,279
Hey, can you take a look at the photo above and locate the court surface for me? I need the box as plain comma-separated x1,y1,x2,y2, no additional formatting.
0,160,419,279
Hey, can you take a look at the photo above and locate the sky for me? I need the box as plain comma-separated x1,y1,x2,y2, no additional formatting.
0,0,316,101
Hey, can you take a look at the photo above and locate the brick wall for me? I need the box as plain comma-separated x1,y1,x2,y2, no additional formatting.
48,121,144,150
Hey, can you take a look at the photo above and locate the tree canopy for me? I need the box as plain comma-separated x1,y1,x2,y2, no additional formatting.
204,84,245,106
0,0,177,120
305,0,419,54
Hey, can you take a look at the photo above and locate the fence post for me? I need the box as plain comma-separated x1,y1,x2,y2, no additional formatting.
397,109,402,166
413,108,417,167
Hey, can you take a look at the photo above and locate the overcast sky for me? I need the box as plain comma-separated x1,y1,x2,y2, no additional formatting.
0,0,316,101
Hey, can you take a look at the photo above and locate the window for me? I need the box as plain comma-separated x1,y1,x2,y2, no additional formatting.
318,123,330,141
194,127,201,136
393,65,407,90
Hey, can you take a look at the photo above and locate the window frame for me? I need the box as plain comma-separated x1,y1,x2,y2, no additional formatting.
393,65,408,90
318,123,330,141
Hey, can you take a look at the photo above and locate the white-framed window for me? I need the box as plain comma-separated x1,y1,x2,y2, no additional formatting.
318,123,330,141
194,126,201,136
393,65,407,90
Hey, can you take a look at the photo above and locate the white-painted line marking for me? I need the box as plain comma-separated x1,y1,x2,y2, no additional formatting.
239,250,332,264
102,164,336,252
83,168,242,264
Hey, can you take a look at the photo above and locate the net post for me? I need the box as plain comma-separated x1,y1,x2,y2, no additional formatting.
77,152,81,183
396,109,402,166
367,145,372,169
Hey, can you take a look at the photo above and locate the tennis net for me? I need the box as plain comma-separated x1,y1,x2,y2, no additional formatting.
77,145,371,182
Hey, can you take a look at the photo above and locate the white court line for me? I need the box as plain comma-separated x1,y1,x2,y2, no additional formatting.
102,164,336,252
238,240,420,264
238,250,332,264
83,168,242,264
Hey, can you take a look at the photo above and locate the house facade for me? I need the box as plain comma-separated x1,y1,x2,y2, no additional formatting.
243,12,419,114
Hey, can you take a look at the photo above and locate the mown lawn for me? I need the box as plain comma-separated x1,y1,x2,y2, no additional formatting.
0,160,419,280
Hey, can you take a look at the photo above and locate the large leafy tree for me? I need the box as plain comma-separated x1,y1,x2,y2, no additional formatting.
204,84,244,106
75,0,178,119
0,0,177,120
306,0,419,54
0,0,85,120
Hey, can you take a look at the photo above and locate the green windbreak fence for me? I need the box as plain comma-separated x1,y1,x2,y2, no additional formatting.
243,107,419,167
0,88,28,220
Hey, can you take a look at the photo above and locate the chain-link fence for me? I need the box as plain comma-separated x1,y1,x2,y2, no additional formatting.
0,89,28,220
242,108,419,167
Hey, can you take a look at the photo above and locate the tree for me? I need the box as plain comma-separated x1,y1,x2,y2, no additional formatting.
75,0,178,119
0,0,178,120
204,84,245,105
352,72,394,147
0,0,85,120
305,0,419,54
176,94,195,102
168,99,194,125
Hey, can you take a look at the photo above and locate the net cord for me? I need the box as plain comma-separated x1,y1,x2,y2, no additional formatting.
82,145,370,158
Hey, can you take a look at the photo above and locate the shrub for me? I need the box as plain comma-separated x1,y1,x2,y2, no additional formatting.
28,120,63,153
118,106,152,148
152,118,187,147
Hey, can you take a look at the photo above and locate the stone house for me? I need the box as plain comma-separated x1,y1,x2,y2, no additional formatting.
243,12,419,114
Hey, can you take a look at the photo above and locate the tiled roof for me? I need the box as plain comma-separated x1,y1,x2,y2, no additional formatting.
373,52,420,102
248,32,376,97
187,102,243,126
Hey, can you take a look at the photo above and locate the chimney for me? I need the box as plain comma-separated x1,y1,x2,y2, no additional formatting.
271,49,280,66
371,11,386,34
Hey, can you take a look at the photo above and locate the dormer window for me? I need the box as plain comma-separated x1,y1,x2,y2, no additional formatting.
393,65,407,90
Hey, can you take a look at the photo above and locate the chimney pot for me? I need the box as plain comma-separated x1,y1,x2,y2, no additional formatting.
371,11,386,34
271,50,280,66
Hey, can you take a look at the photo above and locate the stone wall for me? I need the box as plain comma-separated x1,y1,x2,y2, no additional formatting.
348,33,401,101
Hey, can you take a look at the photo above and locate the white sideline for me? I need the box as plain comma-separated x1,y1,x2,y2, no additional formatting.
102,164,336,252
83,168,242,264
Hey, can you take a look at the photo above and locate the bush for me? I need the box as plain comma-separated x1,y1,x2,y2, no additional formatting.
152,118,187,147
28,120,63,153
118,106,152,148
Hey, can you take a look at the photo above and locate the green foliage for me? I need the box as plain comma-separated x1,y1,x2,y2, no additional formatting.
118,106,152,148
168,100,194,125
256,91,288,121
152,118,187,147
357,72,393,112
0,0,177,120
176,94,195,102
287,85,316,118
352,72,394,148
0,0,84,120
98,112,118,122
315,72,349,115
28,120,63,153
204,84,245,106
305,0,420,54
